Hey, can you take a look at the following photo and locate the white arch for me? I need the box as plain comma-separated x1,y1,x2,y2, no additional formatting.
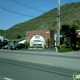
30,35,46,48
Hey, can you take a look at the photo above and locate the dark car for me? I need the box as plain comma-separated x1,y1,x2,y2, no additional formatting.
11,44,27,50
0,40,10,49
2,41,12,49
0,42,4,49
3,44,12,49
3,44,9,49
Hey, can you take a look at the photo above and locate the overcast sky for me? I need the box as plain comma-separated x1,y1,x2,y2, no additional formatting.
0,0,80,30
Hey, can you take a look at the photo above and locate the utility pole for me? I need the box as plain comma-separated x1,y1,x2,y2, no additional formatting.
57,0,60,46
56,0,60,52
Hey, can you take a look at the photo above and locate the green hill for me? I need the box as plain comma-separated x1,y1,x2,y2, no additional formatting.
1,2,80,39
0,30,5,36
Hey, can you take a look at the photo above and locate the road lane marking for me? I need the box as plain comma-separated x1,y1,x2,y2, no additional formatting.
4,77,13,80
0,75,13,80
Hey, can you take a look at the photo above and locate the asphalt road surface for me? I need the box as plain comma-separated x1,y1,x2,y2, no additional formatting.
0,49,80,80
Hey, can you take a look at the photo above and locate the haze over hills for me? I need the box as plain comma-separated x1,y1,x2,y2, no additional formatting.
0,2,80,39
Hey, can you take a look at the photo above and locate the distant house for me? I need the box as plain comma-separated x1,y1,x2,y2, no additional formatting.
4,38,10,41
0,36,4,41
0,36,10,42
18,38,26,44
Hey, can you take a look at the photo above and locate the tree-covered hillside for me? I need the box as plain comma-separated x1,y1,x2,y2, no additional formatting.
0,30,5,36
1,2,80,39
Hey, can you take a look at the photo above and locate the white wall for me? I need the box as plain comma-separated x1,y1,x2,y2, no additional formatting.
0,36,4,41
30,35,46,48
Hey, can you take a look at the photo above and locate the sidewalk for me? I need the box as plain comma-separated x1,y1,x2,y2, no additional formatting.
0,48,80,59
19,48,80,59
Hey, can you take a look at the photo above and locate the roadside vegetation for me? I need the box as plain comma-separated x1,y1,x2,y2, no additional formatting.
24,41,29,49
58,24,80,52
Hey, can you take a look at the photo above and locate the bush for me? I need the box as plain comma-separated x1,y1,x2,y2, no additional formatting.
24,41,29,48
44,44,47,49
29,46,34,48
30,46,42,48
58,44,73,52
37,46,43,48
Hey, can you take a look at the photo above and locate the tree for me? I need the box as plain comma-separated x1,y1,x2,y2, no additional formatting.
61,24,70,37
17,35,22,39
60,24,78,50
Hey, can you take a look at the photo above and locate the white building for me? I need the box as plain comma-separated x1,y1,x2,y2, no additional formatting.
0,36,4,41
30,35,46,48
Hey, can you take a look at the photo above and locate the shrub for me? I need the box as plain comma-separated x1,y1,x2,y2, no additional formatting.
37,46,43,48
29,46,34,48
29,45,43,48
58,44,73,52
24,41,29,48
44,44,47,49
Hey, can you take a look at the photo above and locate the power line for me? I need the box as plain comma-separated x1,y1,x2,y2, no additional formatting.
10,0,45,13
0,6,35,17
0,16,26,23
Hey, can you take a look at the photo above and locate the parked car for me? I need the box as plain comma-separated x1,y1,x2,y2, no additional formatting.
3,44,9,49
3,44,12,49
0,42,4,49
11,43,27,50
2,41,12,49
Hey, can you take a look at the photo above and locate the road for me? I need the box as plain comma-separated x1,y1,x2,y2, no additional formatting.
0,49,80,80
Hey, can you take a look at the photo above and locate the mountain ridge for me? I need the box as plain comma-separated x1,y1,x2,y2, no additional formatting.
0,2,80,39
